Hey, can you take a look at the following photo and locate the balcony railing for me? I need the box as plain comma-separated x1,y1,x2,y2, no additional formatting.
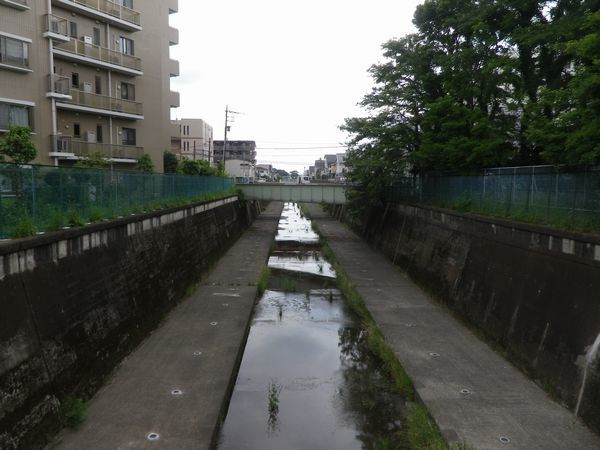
47,74,71,95
65,89,143,116
51,135,143,160
54,38,142,72
62,0,140,26
0,0,28,10
45,14,69,37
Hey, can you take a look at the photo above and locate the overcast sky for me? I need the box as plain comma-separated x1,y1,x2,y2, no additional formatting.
170,0,423,172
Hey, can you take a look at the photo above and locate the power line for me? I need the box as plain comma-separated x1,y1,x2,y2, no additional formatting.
256,145,346,150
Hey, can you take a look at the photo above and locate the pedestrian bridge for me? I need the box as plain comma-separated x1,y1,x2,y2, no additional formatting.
237,183,347,204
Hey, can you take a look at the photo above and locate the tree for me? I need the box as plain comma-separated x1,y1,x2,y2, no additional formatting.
0,126,37,164
163,151,178,173
137,153,155,173
74,151,110,169
178,158,219,176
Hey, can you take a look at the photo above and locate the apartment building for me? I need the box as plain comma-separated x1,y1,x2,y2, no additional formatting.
0,0,179,172
171,118,214,164
213,140,256,165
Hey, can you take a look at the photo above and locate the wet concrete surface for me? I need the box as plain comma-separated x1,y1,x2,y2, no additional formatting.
217,203,406,449
47,202,284,450
306,203,600,450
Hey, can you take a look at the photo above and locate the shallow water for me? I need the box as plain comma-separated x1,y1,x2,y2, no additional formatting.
217,203,405,449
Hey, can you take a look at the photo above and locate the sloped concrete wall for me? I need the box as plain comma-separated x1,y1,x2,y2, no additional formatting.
0,197,259,449
337,203,600,434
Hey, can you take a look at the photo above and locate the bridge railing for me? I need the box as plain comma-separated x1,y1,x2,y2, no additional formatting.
0,162,233,238
389,169,600,231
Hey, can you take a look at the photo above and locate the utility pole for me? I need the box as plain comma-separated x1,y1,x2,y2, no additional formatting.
223,105,229,165
222,105,242,165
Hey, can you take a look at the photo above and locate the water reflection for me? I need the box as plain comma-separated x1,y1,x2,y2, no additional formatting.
217,204,406,449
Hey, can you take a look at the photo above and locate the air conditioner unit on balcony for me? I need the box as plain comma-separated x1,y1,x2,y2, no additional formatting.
82,82,93,93
84,131,97,143
81,35,93,45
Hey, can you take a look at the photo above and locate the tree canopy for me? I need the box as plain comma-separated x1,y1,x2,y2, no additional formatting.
342,0,600,198
0,126,37,164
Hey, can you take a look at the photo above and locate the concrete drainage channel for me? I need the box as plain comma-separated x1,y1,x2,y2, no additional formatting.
215,203,417,449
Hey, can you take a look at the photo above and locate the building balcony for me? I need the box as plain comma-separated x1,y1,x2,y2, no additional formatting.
54,87,143,119
0,0,29,10
51,0,141,32
169,91,180,108
168,59,179,77
46,74,72,100
53,38,142,76
168,27,179,46
50,134,143,162
43,15,71,43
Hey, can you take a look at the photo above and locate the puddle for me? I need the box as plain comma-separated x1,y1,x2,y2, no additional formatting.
217,203,407,449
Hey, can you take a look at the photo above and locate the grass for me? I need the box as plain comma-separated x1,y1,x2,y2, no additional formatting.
1,187,239,239
312,213,469,449
257,266,271,297
61,397,87,429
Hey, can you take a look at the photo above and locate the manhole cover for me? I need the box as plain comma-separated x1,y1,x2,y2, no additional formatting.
171,389,183,396
460,388,472,395
499,436,511,444
147,432,160,441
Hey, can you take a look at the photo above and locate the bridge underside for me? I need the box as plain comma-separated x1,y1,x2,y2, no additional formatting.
238,183,347,204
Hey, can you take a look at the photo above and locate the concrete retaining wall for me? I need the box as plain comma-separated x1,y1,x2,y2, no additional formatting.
0,196,259,449
333,203,600,434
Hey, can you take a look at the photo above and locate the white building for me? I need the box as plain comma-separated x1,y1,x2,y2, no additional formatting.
171,118,214,164
225,159,255,181
336,153,347,180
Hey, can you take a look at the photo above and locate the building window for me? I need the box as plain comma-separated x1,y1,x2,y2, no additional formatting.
71,72,79,88
96,124,103,143
120,82,135,100
121,0,133,8
93,27,101,46
0,35,30,69
121,127,136,145
73,123,81,138
0,102,32,131
95,75,102,95
119,37,134,56
69,22,78,38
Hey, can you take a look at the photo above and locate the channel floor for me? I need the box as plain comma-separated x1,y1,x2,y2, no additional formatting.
305,203,600,450
48,202,284,450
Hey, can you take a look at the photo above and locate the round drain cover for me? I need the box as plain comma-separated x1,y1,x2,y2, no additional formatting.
429,352,440,358
171,389,183,396
460,388,471,395
147,432,159,441
193,351,202,356
499,436,510,444
210,322,218,326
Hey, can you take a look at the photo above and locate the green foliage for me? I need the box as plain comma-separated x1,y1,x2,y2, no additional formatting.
343,0,600,209
136,153,155,173
61,397,87,429
74,152,109,169
66,209,85,227
10,216,35,238
178,158,223,177
257,266,270,296
0,126,37,164
163,151,179,173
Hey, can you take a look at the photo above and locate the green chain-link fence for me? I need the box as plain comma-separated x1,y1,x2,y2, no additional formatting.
0,163,234,238
389,169,600,231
